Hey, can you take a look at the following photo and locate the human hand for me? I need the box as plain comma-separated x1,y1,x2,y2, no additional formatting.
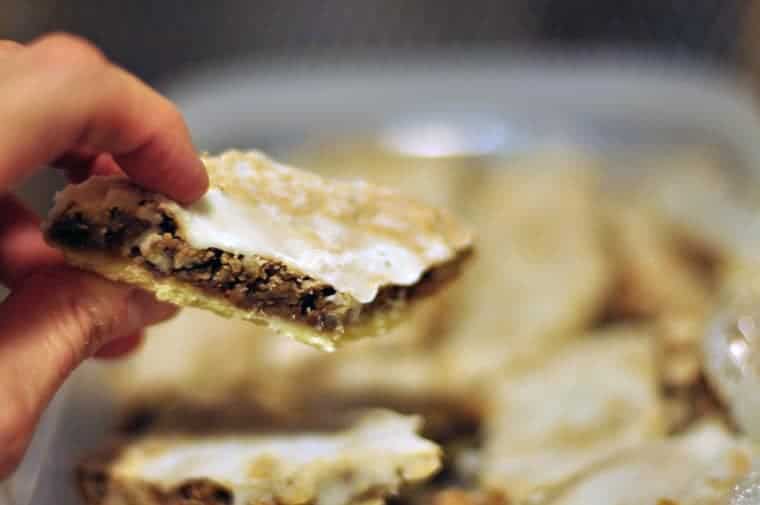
0,33,208,476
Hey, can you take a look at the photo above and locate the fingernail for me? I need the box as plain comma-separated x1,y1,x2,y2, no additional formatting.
179,156,209,204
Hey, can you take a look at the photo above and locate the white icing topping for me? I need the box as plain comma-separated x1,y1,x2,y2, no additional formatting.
137,436,336,485
162,152,468,303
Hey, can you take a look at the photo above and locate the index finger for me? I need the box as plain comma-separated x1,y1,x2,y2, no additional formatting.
0,34,208,204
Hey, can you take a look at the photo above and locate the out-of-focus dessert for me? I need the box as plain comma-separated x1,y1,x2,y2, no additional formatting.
79,411,440,505
480,327,663,501
438,151,613,384
83,140,760,505
547,421,753,505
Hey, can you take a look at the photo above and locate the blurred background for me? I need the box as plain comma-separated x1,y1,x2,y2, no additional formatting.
5,3,760,504
0,0,751,86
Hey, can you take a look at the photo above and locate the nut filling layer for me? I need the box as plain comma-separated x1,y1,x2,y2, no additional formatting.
47,202,464,334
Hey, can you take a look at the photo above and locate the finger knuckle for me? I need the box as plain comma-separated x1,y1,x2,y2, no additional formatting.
32,270,128,361
32,33,110,83
63,283,126,358
36,32,106,66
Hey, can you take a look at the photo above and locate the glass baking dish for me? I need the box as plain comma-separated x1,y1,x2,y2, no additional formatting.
6,50,760,505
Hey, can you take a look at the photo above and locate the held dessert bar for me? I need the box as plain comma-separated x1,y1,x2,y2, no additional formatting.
43,150,473,351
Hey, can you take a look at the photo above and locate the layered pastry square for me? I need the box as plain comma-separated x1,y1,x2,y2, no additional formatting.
43,150,472,350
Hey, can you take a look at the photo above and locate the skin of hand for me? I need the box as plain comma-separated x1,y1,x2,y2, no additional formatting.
0,33,209,476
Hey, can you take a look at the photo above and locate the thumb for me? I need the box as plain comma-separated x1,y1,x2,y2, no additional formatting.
0,267,174,476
